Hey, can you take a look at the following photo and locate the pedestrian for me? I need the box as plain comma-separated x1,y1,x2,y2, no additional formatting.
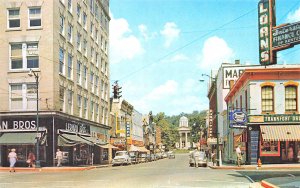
56,148,63,167
287,145,294,162
193,149,200,168
27,151,36,167
8,148,17,172
236,145,242,167
211,150,216,166
297,147,300,163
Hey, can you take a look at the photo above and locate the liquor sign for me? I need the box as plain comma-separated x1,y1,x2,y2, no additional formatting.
273,22,300,49
258,0,300,65
249,114,300,124
229,110,247,128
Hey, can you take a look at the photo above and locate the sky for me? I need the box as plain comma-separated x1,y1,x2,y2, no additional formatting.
109,0,300,116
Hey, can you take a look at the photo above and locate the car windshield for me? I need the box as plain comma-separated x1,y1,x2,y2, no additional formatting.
116,152,126,156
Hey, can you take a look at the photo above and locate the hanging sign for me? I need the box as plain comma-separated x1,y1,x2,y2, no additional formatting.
229,110,247,128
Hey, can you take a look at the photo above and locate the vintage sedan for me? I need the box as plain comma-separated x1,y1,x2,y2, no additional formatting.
189,151,207,167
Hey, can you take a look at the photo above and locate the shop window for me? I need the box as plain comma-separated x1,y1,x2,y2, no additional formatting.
260,140,280,156
28,7,41,28
261,86,274,112
8,9,20,29
285,86,297,112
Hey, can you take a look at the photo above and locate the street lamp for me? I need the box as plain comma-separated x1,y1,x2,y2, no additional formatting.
28,69,41,168
200,73,219,166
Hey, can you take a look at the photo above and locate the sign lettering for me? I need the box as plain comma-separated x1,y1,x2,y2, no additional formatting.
223,67,245,89
273,22,300,49
0,120,36,130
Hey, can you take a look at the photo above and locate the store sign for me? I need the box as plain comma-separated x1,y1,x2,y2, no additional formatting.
0,120,37,130
249,114,300,123
273,21,300,49
229,110,247,128
223,67,245,89
65,121,90,134
126,122,130,138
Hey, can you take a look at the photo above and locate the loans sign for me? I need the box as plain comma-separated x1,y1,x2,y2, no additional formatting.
258,0,300,65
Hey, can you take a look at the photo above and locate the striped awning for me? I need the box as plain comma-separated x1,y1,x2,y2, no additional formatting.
260,125,300,141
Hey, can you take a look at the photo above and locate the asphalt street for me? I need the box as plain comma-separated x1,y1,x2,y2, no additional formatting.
0,153,251,188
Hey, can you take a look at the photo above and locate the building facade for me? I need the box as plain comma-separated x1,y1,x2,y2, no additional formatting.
0,0,111,166
177,116,191,149
225,66,300,164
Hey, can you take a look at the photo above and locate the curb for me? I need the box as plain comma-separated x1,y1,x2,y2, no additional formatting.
261,180,279,188
0,166,98,172
209,165,300,170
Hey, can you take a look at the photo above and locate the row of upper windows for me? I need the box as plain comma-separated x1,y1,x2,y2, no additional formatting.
232,85,298,113
7,7,41,29
58,86,108,124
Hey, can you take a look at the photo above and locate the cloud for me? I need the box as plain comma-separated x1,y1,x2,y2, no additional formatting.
160,22,180,48
109,16,144,64
169,54,189,62
198,36,235,70
138,24,157,41
286,7,300,23
145,80,178,101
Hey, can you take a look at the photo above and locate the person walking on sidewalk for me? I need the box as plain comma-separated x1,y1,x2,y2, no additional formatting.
236,145,242,167
56,148,63,167
8,148,17,172
27,151,36,168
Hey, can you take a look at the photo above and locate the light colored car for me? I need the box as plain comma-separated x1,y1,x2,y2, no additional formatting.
168,151,175,159
112,151,132,166
189,151,207,167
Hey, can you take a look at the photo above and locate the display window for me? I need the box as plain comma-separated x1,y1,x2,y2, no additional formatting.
260,140,280,156
8,145,46,161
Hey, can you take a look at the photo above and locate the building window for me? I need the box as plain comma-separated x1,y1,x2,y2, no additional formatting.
90,101,94,121
59,48,64,74
59,86,65,111
101,80,104,99
67,53,73,79
67,90,73,114
82,12,87,29
83,65,87,88
83,97,88,118
83,39,87,56
95,75,98,95
10,43,39,70
28,7,41,27
90,22,94,37
67,0,72,12
104,83,108,100
95,53,99,67
261,86,274,112
60,15,64,34
90,71,94,93
77,4,81,21
76,61,81,85
67,23,73,43
95,104,99,122
10,83,37,110
285,86,297,112
77,32,81,51
77,94,82,117
245,90,248,113
8,9,20,29
90,47,94,62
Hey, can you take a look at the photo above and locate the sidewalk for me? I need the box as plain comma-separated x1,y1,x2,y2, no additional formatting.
208,162,300,170
0,164,110,173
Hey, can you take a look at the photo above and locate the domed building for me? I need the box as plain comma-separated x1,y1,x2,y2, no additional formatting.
177,116,191,149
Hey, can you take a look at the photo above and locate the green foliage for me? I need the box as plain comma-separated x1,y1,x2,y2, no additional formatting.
154,110,207,150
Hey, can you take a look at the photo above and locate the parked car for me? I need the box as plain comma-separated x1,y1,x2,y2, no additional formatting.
138,153,147,163
168,151,175,159
162,152,168,158
129,152,138,164
112,151,132,166
189,150,207,167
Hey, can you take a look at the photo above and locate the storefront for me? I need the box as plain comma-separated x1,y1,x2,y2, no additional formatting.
248,114,300,164
0,112,110,167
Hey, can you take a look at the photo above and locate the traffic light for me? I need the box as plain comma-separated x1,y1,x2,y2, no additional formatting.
112,81,122,99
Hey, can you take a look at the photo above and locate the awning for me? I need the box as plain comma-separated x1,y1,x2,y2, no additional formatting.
0,132,46,145
261,125,300,141
79,135,103,145
100,144,119,149
137,147,150,153
129,144,139,152
0,133,36,144
58,133,92,146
